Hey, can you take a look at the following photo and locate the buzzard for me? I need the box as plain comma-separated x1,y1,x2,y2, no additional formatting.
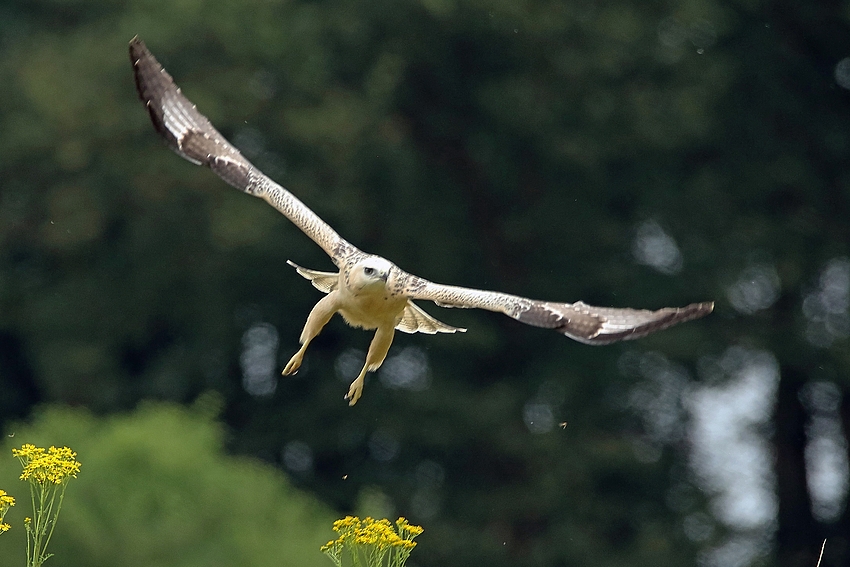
130,37,713,405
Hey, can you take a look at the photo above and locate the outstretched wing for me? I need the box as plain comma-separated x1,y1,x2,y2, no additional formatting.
129,37,359,267
401,276,713,344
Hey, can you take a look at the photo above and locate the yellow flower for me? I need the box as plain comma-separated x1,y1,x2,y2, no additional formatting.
396,517,424,537
321,516,422,566
332,515,360,532
11,444,41,459
0,490,14,508
0,489,14,535
14,445,81,485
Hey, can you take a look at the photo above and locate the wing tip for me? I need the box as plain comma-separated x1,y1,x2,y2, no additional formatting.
593,299,715,344
129,39,214,166
560,299,715,345
683,300,715,319
128,36,172,139
128,36,149,65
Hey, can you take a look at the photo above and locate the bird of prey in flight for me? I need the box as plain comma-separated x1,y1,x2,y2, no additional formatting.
129,37,713,406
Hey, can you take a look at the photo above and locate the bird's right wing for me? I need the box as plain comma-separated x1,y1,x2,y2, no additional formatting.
129,37,360,267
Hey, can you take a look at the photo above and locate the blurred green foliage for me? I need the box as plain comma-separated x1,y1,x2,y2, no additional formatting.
0,399,335,567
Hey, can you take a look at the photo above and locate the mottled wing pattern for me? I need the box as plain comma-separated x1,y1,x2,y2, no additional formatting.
547,301,714,344
402,277,713,344
129,37,358,267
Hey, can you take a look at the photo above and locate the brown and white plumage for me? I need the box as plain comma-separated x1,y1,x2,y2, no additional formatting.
130,37,713,405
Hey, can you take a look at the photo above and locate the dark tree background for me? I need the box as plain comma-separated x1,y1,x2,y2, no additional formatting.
1,1,849,566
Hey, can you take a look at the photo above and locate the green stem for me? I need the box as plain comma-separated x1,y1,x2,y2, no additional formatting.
41,483,67,561
25,520,32,567
33,485,46,566
31,482,47,567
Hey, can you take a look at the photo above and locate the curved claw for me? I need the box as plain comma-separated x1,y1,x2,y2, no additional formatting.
282,351,303,376
345,376,365,406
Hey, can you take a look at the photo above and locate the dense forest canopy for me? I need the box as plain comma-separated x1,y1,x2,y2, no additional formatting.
1,1,849,566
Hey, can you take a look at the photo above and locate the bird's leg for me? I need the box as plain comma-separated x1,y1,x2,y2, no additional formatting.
283,292,339,376
346,325,396,406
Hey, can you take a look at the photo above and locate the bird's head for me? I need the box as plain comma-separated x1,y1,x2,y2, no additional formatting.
350,256,393,292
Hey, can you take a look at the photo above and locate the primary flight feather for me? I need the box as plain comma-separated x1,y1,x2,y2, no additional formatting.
129,37,713,405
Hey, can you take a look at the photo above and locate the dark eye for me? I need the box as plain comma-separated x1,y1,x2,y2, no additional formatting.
364,267,375,276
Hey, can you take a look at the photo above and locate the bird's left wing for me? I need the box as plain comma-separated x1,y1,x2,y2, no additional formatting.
400,276,713,344
129,37,359,267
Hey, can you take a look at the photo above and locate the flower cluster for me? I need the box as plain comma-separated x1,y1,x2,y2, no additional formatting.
321,516,423,567
12,444,81,567
12,445,81,485
0,489,15,533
